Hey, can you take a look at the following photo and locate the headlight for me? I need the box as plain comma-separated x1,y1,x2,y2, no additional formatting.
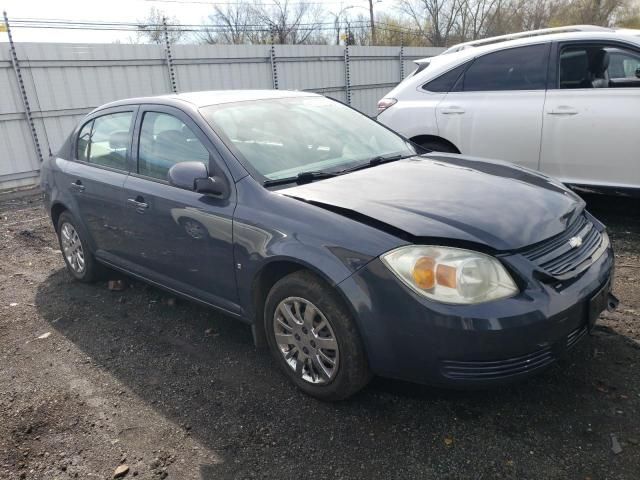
381,246,518,305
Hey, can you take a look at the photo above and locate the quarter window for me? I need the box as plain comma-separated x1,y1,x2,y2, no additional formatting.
76,112,133,170
422,62,469,93
138,112,210,181
459,44,549,91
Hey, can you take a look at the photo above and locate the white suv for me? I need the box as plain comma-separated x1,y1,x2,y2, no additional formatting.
377,26,640,192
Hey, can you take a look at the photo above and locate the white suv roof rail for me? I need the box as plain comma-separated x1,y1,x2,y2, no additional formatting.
442,25,612,54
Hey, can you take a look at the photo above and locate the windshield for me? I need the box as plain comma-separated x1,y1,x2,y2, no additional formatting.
200,96,415,180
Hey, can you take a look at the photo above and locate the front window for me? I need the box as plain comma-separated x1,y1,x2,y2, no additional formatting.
200,96,415,181
559,44,640,89
138,112,210,181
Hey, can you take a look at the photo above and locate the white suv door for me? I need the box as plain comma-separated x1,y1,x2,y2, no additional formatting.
435,44,550,171
540,42,640,189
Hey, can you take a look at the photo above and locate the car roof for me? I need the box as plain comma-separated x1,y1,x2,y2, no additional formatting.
405,30,640,84
94,89,319,112
419,30,640,66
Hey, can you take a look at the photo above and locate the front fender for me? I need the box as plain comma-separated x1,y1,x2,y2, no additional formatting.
232,177,407,322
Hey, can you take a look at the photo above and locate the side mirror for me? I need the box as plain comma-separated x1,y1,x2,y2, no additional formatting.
168,161,229,198
636,66,640,79
195,175,229,198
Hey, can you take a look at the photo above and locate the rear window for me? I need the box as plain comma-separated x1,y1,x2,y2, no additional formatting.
75,112,133,170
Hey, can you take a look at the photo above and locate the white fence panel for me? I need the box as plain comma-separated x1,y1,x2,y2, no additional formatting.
0,42,443,190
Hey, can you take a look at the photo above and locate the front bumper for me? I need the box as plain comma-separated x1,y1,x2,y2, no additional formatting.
338,242,615,388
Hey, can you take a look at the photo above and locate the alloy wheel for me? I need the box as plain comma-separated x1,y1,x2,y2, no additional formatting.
273,297,340,384
60,222,86,274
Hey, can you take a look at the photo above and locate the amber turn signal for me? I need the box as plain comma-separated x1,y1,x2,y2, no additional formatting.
412,256,436,289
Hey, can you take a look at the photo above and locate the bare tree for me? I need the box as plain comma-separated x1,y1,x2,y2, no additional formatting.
375,13,432,45
555,0,630,26
136,7,184,44
200,4,261,44
253,0,326,44
483,0,629,36
201,0,327,45
457,0,502,40
368,0,378,45
397,0,467,46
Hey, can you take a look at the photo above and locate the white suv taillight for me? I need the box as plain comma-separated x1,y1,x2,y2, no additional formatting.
377,98,397,114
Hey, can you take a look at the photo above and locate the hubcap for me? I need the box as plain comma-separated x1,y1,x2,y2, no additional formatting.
273,297,339,384
60,222,86,274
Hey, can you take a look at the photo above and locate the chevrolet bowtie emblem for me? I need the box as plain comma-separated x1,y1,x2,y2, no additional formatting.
568,236,583,249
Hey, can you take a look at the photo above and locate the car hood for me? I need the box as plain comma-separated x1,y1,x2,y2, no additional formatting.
279,154,585,251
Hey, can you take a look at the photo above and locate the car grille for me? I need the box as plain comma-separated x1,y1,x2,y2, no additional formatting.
440,326,589,381
566,325,588,350
520,214,607,280
441,347,554,381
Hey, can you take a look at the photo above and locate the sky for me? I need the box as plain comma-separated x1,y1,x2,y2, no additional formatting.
0,0,392,43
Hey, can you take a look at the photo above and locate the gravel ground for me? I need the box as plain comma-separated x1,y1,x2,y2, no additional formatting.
0,189,639,480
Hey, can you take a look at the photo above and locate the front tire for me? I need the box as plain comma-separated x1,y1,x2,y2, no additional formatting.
57,211,101,282
264,271,371,400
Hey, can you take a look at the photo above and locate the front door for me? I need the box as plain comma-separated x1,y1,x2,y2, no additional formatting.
120,106,239,313
540,41,640,188
436,43,550,171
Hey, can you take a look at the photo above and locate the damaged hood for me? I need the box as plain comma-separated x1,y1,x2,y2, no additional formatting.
280,154,585,251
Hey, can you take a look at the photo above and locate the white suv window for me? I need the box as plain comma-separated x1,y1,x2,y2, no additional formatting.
560,44,640,89
456,44,549,92
422,62,470,93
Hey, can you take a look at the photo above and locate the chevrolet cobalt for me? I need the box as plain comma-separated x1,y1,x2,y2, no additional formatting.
42,91,616,400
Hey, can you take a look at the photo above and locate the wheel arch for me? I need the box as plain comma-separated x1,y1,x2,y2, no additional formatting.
50,201,70,232
249,257,360,349
410,134,460,153
50,201,98,254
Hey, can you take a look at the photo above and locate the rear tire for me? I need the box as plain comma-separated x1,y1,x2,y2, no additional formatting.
264,271,371,401
56,211,102,282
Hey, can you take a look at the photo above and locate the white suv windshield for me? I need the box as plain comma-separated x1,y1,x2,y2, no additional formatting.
200,96,415,180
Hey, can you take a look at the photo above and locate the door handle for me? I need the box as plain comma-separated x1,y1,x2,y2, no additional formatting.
70,180,85,192
547,106,578,116
127,197,149,212
440,106,466,115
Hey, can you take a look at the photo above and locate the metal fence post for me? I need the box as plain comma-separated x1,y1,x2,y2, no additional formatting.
162,16,178,93
269,27,279,90
3,11,44,163
344,38,352,105
399,35,405,81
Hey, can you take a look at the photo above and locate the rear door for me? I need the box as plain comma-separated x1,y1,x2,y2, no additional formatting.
436,43,550,171
65,106,136,257
539,41,640,188
119,105,239,313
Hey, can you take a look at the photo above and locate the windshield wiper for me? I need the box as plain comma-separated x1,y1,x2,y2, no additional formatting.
263,153,414,187
338,153,413,174
263,170,338,187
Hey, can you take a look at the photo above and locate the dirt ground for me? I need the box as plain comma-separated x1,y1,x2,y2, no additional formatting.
0,188,639,480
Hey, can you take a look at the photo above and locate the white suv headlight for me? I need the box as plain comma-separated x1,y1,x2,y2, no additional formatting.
381,246,518,305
